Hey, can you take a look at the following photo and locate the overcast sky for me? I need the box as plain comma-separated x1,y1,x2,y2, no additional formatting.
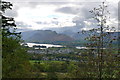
4,0,119,32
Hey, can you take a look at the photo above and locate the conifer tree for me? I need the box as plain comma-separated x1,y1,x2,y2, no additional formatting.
1,1,31,78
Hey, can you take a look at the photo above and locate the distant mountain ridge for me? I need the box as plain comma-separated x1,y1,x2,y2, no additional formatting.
21,30,120,44
21,30,74,42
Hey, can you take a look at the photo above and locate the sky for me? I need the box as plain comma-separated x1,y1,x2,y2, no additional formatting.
4,0,119,32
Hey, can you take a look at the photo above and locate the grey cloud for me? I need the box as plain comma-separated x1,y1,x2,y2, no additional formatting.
15,21,33,32
36,21,59,25
6,0,71,8
53,18,58,19
55,7,79,15
36,22,42,24
4,9,18,17
16,21,32,27
118,1,120,31
109,4,118,20
51,21,59,25
36,21,48,24
6,0,104,3
72,2,118,28
72,16,85,27
26,2,73,9
27,2,40,8
55,2,100,18
5,0,118,32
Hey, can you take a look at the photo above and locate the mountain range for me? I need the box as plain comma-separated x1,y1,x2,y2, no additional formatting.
21,30,120,45
21,30,75,42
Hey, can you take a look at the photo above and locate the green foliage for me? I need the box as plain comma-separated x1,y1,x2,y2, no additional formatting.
1,1,31,78
46,72,58,80
2,37,32,78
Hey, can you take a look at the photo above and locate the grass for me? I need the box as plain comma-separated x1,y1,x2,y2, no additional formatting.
29,60,79,64
30,60,65,62
29,60,66,65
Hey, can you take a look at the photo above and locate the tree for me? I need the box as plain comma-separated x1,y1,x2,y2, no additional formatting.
82,1,119,79
1,1,31,78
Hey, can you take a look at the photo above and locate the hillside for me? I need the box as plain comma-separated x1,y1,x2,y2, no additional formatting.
21,30,75,42
21,30,119,47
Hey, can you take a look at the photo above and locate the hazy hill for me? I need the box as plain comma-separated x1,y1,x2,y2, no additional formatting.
21,30,75,42
21,30,119,46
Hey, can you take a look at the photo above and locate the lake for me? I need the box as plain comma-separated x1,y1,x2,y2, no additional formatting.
76,46,88,49
27,43,64,48
26,43,88,49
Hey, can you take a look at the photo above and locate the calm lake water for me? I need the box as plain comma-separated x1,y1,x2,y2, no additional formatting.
25,43,89,50
76,46,88,49
27,43,64,48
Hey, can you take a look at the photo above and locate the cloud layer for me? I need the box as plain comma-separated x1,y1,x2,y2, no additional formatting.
4,0,119,32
